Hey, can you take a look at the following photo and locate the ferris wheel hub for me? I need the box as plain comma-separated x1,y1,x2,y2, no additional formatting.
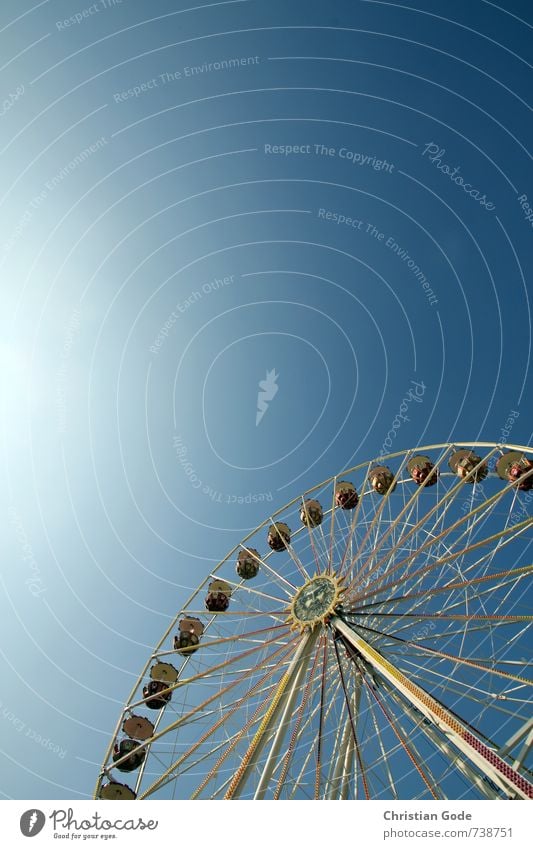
288,574,344,631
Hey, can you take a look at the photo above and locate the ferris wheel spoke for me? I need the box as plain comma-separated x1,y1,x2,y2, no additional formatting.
390,658,531,723
339,458,412,588
463,539,533,592
322,671,351,795
458,491,503,582
342,593,524,652
340,512,360,578
348,564,533,614
365,612,531,624
165,623,292,664
163,727,256,787
359,628,529,684
315,522,332,572
207,573,288,606
327,476,339,573
268,515,312,581
190,643,304,800
328,512,351,576
176,609,287,617
359,665,440,799
376,661,495,747
139,636,299,797
192,704,274,799
339,733,356,800
264,654,343,799
346,650,442,799
176,680,288,726
124,645,296,789
385,656,530,715
336,461,376,582
288,681,343,799
321,656,368,800
369,678,448,800
245,656,342,800
381,688,523,799
352,446,454,588
397,490,529,599
390,578,531,636
344,616,531,681
348,447,506,596
222,628,320,799
434,485,531,590
131,625,293,718
299,497,324,576
346,579,531,630
219,660,328,796
365,678,400,799
352,516,532,606
391,639,533,687
367,615,529,653
356,503,525,606
345,475,454,593
239,544,297,595
491,567,533,614
379,637,521,702
191,667,330,800
343,562,463,636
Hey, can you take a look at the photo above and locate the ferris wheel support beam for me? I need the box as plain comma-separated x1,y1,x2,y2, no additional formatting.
327,678,360,800
332,617,533,800
340,672,360,800
340,733,355,799
365,673,399,798
224,628,319,799
326,718,352,799
497,719,533,771
379,677,501,800
254,632,319,799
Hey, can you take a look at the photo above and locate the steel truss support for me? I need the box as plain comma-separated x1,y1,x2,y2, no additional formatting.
498,718,533,772
326,716,352,799
377,675,502,800
332,617,533,799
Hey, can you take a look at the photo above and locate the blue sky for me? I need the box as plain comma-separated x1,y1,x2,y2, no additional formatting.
0,0,532,800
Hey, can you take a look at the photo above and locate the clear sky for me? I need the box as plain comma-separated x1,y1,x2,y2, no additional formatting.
0,0,532,800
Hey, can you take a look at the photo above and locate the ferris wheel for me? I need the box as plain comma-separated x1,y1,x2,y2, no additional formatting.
94,442,533,801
